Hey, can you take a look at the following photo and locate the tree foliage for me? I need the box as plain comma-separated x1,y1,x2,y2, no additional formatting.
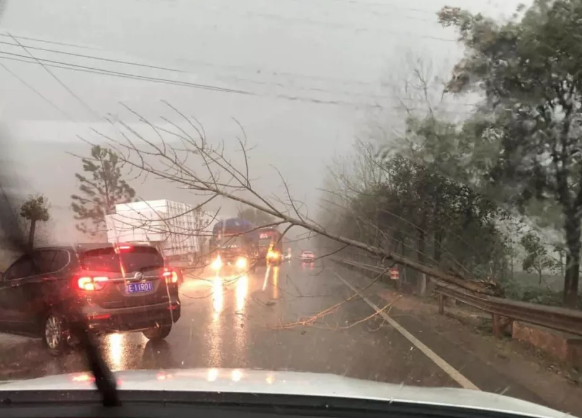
438,0,582,307
520,232,557,284
324,140,510,286
20,195,50,250
71,145,136,239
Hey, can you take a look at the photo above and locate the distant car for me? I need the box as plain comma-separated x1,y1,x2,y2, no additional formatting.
0,243,181,356
300,251,315,262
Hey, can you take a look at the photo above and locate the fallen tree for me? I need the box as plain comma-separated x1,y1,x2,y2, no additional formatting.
92,103,501,295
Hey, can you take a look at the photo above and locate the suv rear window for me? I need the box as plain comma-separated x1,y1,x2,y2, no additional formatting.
80,246,164,273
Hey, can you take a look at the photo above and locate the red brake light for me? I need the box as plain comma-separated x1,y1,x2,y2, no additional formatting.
118,245,132,251
77,275,108,291
163,268,179,284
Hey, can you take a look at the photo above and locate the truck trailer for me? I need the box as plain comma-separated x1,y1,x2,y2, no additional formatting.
105,199,212,266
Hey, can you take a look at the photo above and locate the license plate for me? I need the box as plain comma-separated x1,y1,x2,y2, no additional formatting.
126,282,154,294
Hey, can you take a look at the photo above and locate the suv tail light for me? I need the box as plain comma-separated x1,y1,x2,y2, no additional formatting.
163,268,179,284
77,275,109,291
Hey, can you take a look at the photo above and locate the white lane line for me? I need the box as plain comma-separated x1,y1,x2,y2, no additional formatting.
332,270,480,391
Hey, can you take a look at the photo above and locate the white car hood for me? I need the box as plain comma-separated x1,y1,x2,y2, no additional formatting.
0,368,569,418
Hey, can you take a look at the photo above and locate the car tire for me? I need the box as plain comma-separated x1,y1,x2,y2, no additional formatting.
42,312,68,356
143,324,172,341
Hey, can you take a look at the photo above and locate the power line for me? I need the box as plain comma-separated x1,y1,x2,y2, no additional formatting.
3,34,138,148
176,1,440,31
0,50,255,95
0,40,190,75
3,33,458,91
282,0,437,19
0,46,478,109
0,43,406,100
0,52,474,114
291,0,438,15
239,10,455,41
0,33,98,50
0,38,379,89
0,53,382,109
0,60,73,120
175,1,438,28
7,33,102,120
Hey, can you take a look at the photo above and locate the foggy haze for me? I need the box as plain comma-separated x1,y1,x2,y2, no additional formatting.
0,0,526,243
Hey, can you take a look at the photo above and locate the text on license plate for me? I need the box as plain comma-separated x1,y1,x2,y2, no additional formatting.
126,282,154,294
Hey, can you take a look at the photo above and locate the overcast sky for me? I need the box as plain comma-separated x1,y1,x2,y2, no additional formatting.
0,0,526,243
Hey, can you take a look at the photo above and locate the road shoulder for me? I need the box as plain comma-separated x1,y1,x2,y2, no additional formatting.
332,266,582,416
0,334,48,380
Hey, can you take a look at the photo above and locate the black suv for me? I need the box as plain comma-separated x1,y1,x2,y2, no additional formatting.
0,243,181,355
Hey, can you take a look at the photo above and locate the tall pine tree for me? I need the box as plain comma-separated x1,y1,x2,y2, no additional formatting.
71,145,136,239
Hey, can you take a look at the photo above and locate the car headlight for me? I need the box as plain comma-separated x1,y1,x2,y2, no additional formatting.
211,256,223,270
236,257,247,268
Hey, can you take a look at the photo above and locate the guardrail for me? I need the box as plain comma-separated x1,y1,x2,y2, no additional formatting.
334,258,582,338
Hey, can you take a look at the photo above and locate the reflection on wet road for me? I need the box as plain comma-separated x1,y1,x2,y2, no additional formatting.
0,260,456,387
4,259,582,416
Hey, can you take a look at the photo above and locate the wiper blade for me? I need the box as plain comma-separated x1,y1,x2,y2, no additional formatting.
70,321,120,406
0,149,119,407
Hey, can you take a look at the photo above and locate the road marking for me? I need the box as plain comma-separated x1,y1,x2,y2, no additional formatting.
332,270,480,391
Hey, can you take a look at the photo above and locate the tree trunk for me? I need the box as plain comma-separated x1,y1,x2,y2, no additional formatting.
417,226,426,288
417,228,426,264
563,213,580,308
419,273,427,296
391,230,400,254
434,229,443,263
28,219,36,250
510,247,514,280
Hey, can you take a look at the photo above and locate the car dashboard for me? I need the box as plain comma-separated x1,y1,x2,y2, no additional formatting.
0,390,550,418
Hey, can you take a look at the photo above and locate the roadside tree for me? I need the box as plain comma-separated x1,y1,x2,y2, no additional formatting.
71,145,136,239
20,194,50,250
439,0,582,307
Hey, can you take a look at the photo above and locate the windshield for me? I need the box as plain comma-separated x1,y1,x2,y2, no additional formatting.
259,238,272,247
80,246,164,273
0,0,581,416
216,236,244,249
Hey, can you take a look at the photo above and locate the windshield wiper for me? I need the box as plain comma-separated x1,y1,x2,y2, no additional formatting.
0,171,119,407
69,321,120,406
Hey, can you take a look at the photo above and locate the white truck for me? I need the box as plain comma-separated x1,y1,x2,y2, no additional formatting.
105,199,213,266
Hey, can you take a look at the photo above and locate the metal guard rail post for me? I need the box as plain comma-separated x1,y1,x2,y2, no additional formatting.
333,258,582,338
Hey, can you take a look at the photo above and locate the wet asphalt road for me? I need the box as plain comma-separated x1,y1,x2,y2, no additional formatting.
0,260,455,387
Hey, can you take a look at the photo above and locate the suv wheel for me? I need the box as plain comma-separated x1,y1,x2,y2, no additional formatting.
43,313,67,356
143,324,172,341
